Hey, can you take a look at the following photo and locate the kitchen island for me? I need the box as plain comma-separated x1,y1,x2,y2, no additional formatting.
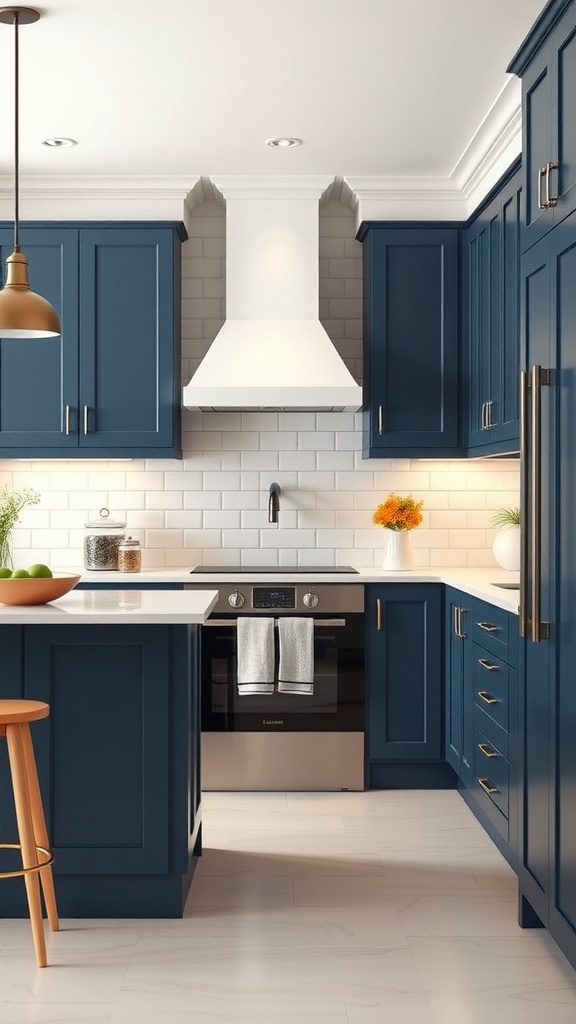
0,588,218,918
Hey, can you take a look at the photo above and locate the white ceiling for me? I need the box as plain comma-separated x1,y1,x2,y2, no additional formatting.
0,0,545,185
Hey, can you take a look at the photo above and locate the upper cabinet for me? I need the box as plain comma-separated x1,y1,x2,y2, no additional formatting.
359,224,462,458
465,164,522,454
0,223,183,458
508,0,576,252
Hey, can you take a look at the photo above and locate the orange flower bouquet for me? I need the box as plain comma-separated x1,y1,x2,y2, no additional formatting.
373,493,424,532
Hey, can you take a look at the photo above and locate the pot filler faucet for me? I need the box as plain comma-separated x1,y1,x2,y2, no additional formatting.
268,482,281,524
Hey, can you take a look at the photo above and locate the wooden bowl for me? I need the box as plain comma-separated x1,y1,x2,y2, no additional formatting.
0,573,81,606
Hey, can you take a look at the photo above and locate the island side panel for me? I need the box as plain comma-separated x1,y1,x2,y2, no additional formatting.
0,623,200,918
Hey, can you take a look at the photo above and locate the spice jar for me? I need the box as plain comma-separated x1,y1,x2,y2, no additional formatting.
83,508,126,571
118,536,142,573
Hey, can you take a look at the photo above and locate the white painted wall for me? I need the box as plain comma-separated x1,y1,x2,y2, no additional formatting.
0,198,519,571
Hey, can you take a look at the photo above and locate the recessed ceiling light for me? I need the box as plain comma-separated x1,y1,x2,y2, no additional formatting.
265,137,303,148
42,137,77,148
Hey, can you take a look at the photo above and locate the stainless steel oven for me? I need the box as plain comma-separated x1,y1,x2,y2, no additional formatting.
184,575,365,791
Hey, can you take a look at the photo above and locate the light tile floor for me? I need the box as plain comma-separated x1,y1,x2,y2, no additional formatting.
1,790,576,1023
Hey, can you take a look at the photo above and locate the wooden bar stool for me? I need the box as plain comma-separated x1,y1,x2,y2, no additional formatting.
0,700,59,967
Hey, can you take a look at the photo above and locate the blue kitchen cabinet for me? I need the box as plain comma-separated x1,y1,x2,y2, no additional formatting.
367,584,451,787
0,228,79,450
515,211,576,966
444,588,473,784
358,225,462,458
0,623,200,918
444,592,520,867
0,222,183,458
465,163,522,454
508,0,576,253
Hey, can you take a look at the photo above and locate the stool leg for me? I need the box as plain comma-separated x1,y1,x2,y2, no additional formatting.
21,724,59,932
5,723,48,968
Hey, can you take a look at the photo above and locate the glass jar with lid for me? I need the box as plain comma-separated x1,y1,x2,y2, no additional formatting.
83,508,126,570
118,536,142,573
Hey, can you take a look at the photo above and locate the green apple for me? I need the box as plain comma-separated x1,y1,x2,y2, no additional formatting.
11,569,30,578
0,567,12,578
27,563,53,579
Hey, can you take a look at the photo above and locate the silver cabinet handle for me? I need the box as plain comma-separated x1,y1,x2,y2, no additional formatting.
537,166,547,209
477,690,499,705
376,598,382,632
378,405,384,436
478,777,499,796
64,404,72,436
478,743,499,759
476,621,498,633
520,370,529,639
529,365,550,643
83,405,90,435
453,604,459,637
545,161,559,207
481,401,486,430
485,399,494,428
477,658,499,672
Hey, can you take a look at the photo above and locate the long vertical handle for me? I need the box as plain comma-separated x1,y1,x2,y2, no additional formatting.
527,365,550,643
376,597,382,631
378,405,384,436
530,365,542,642
519,370,529,638
64,404,72,436
83,405,89,435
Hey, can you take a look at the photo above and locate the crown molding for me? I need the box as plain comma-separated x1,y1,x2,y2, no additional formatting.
346,77,522,228
0,175,200,230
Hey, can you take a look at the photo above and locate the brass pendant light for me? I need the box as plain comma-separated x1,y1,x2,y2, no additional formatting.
0,6,60,337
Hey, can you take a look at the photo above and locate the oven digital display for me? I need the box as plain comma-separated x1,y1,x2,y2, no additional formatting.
252,587,296,609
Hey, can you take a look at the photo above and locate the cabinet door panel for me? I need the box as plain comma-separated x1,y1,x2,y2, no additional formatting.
554,18,576,224
523,62,553,250
0,228,79,448
362,227,460,457
369,585,442,761
79,228,178,449
24,625,170,874
551,221,576,944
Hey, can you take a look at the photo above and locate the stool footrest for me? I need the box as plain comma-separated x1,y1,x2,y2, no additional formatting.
0,842,54,879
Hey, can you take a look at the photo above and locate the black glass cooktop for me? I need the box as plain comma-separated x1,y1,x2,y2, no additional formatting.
190,565,358,574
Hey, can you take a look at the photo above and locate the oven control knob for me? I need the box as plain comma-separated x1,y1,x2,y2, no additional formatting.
303,591,319,609
228,590,245,609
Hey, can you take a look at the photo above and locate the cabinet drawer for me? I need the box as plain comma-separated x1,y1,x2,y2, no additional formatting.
472,603,511,660
473,646,509,735
473,726,509,820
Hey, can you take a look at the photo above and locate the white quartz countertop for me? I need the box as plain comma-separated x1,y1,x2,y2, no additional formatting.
0,588,219,625
68,566,520,614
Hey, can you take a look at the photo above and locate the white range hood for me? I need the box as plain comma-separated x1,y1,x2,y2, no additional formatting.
183,177,363,412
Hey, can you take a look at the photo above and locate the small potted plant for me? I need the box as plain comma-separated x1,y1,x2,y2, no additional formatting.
373,493,424,570
491,505,521,571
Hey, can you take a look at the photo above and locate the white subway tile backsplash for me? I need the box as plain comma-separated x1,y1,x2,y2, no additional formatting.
316,451,355,471
279,451,316,471
0,200,520,571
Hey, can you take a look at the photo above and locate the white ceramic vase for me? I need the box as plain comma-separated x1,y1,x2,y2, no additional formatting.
492,524,521,571
382,529,415,571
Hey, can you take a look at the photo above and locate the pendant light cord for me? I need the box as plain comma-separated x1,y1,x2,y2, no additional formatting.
13,9,19,253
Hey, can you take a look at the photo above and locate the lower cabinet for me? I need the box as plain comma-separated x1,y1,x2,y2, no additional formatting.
445,591,519,867
0,623,200,918
367,584,452,788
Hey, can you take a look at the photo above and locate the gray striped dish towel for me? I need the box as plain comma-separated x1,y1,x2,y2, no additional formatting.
278,617,314,696
237,617,275,695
